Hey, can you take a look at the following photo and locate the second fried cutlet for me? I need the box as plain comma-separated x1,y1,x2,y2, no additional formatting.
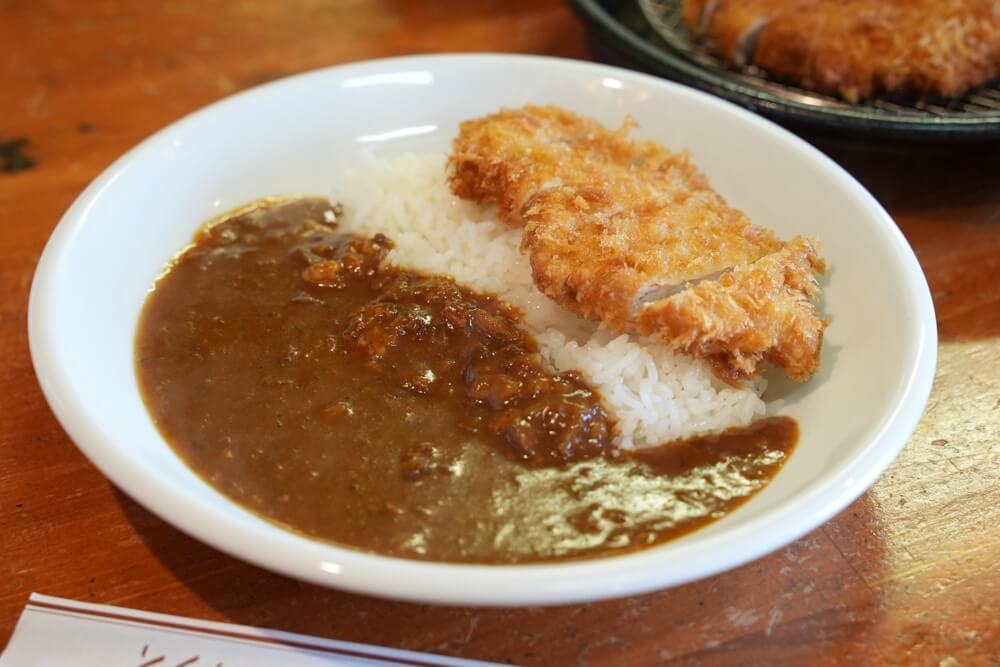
683,0,1000,102
448,105,827,383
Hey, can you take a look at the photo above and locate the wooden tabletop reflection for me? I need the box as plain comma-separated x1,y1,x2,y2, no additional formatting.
1,1,997,664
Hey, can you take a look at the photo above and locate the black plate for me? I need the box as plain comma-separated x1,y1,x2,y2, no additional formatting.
568,0,1000,141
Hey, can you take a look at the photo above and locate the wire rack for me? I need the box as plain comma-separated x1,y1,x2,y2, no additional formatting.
640,0,1000,119
570,0,1000,138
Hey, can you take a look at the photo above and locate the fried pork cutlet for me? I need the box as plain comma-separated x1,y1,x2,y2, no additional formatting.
682,0,1000,102
448,105,826,384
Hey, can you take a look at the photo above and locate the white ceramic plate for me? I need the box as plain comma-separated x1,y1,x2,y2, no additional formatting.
28,54,936,606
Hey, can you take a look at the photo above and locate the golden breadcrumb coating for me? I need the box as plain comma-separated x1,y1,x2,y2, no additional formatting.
684,0,1000,102
519,184,782,328
635,236,826,382
448,105,827,384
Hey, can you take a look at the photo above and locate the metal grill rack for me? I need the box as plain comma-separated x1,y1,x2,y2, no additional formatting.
568,0,1000,139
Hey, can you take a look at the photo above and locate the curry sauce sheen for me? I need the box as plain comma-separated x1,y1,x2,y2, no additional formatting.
135,197,796,563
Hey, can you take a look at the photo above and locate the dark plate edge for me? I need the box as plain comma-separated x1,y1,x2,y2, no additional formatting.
567,0,1000,141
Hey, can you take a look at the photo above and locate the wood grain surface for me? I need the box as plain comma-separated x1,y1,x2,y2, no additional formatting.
2,2,998,665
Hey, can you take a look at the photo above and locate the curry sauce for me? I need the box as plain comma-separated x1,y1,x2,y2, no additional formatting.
135,197,796,563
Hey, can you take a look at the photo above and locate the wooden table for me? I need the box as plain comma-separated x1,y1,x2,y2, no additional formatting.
2,2,998,664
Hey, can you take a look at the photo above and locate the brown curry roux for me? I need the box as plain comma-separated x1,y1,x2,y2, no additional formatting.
135,197,796,563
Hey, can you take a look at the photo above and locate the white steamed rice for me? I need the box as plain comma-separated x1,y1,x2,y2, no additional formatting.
335,153,766,449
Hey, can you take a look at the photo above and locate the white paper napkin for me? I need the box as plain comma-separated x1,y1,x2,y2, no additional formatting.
1,594,507,666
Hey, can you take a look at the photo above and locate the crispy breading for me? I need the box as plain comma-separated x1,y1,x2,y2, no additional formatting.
684,0,1000,101
697,0,793,66
519,183,783,328
449,105,654,225
447,105,827,384
635,237,826,382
